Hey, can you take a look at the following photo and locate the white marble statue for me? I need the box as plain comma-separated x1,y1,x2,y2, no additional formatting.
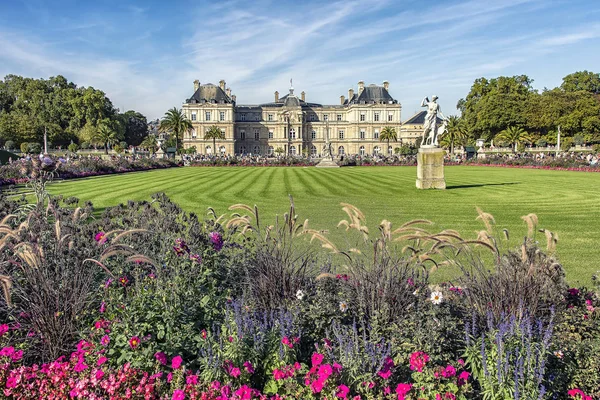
421,95,446,147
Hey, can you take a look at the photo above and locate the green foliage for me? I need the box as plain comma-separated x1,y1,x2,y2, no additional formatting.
20,142,28,153
495,126,533,152
113,144,124,154
561,70,600,93
27,143,42,154
67,143,79,153
93,123,122,154
0,74,137,148
119,110,148,146
379,126,397,149
4,140,15,150
160,108,192,152
573,134,585,146
440,115,469,154
204,125,225,153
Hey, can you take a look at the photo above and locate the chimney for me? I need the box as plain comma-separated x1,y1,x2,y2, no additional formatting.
301,91,305,102
219,79,226,90
340,95,345,105
226,87,231,98
348,88,354,100
358,81,365,95
383,81,389,91
274,91,279,102
193,79,200,91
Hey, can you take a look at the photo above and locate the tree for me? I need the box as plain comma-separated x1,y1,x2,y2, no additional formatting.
93,124,120,154
140,134,158,153
495,126,533,152
120,110,148,146
159,108,191,153
440,116,468,154
561,71,600,94
379,126,398,154
204,125,225,154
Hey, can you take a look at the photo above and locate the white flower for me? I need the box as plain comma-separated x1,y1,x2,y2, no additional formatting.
339,301,348,313
413,288,420,296
296,290,305,300
430,291,443,305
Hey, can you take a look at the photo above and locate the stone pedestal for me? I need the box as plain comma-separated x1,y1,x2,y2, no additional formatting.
416,146,446,189
315,158,339,168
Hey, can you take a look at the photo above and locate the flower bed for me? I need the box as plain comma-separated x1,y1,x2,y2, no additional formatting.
0,156,180,186
0,194,598,399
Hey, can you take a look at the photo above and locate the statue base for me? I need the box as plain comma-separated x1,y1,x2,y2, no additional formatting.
416,146,446,189
315,158,339,168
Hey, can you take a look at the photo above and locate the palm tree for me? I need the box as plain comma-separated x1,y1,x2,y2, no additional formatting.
204,125,225,155
140,134,158,153
441,116,468,155
379,126,398,155
93,124,119,154
159,108,192,153
496,126,533,153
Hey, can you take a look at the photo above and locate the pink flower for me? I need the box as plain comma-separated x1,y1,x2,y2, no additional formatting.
234,385,252,400
155,352,167,365
568,288,580,296
458,371,470,386
396,383,412,400
243,361,255,374
209,231,223,251
282,337,293,349
333,362,343,374
201,329,207,340
95,232,107,244
100,335,110,346
409,351,429,372
229,367,241,378
11,349,23,361
311,353,324,367
441,364,456,378
100,302,106,313
186,374,198,385
95,369,104,380
377,356,394,379
128,336,140,349
0,346,15,357
172,389,185,400
172,355,183,369
0,324,9,337
97,356,108,366
310,379,324,393
336,384,350,398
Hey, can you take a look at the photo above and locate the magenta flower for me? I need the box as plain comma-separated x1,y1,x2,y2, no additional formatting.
155,351,167,366
311,353,324,367
172,355,183,370
209,231,223,251
128,336,140,349
0,324,9,337
396,383,412,400
336,384,350,398
243,361,255,374
95,232,107,244
172,389,185,400
97,356,108,366
99,302,106,313
100,335,110,346
409,351,429,372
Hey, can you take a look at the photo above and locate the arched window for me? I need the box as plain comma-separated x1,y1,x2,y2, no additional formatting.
374,146,381,155
268,146,274,156
219,146,226,154
289,128,296,140
359,146,365,156
290,145,296,155
206,146,212,154
253,145,260,155
311,145,317,156
338,146,345,155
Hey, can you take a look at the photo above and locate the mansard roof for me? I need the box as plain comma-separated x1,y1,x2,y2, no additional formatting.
402,111,443,125
259,93,323,108
345,84,397,105
186,83,233,104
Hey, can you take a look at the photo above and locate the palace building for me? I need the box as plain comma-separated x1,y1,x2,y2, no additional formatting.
181,80,421,156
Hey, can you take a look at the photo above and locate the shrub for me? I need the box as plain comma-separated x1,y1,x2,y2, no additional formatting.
27,143,42,154
67,143,79,152
4,141,15,151
113,144,124,153
20,142,28,153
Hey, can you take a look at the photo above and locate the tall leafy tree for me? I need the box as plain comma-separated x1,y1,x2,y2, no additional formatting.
204,125,225,154
495,126,533,152
440,116,468,154
379,126,398,154
140,134,158,153
93,124,120,154
561,71,600,94
159,108,191,152
120,110,148,146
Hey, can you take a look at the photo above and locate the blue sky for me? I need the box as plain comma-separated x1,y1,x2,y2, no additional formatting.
1,0,599,120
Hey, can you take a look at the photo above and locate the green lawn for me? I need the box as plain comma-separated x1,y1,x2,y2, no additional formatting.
47,166,600,285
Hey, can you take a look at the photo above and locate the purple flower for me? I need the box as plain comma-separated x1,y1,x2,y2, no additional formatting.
209,232,223,252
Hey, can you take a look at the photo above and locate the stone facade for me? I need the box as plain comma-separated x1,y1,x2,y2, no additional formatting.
182,80,419,156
